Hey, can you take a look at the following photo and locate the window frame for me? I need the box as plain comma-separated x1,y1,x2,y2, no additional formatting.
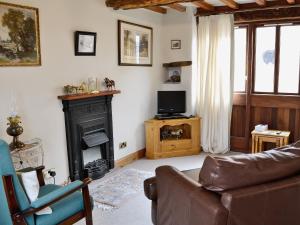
252,22,300,95
234,25,249,93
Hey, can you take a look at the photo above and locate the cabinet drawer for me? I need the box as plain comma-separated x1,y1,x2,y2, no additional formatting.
161,139,192,152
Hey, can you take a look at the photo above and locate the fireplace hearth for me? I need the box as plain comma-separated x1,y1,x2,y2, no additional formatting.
58,91,120,181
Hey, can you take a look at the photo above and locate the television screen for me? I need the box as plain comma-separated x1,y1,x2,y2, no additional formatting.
157,91,186,114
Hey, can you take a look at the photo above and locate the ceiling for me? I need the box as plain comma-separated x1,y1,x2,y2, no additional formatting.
105,0,300,16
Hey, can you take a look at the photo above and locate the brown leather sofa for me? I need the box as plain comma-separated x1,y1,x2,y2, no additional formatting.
144,144,300,225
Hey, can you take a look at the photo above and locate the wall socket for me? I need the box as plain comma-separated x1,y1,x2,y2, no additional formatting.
119,141,127,149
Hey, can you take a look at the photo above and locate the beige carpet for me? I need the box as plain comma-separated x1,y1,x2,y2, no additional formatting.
76,152,238,225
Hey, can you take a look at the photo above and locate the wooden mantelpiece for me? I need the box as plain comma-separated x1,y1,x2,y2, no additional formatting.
57,90,121,101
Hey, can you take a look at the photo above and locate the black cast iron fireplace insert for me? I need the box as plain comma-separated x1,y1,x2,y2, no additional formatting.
59,94,116,181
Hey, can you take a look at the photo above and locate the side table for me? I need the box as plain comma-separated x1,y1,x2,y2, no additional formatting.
10,138,44,170
251,130,290,153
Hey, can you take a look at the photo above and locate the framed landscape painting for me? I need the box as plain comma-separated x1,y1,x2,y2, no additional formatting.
0,2,41,66
118,20,153,66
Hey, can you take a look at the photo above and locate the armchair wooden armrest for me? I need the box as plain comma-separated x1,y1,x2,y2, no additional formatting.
35,166,45,186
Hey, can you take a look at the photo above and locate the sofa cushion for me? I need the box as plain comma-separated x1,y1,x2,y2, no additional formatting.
199,149,300,191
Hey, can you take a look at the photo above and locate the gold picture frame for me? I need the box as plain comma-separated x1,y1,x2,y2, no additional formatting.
118,20,153,66
0,2,41,66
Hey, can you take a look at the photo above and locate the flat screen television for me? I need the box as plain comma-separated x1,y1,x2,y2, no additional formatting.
157,91,186,115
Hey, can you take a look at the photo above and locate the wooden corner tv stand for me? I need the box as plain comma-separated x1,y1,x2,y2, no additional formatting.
145,117,201,159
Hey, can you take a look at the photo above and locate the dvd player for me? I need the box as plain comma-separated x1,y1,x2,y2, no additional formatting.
155,114,188,120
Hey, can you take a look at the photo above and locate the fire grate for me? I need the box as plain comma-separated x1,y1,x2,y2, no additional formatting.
84,159,109,180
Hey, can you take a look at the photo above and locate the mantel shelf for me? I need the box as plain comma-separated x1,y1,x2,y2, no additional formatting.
163,61,192,68
58,90,121,101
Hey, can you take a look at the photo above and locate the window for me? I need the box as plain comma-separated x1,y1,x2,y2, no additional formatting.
253,24,300,94
254,27,276,92
234,27,247,92
278,25,300,93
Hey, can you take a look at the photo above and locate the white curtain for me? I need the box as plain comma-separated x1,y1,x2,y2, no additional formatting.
195,14,234,154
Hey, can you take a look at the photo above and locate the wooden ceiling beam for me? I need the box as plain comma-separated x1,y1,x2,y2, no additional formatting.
106,0,198,10
235,6,300,23
196,0,300,16
219,0,239,9
145,6,167,14
256,0,266,6
168,3,187,12
193,1,215,11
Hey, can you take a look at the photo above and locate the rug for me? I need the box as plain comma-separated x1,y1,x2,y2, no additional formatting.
89,168,154,211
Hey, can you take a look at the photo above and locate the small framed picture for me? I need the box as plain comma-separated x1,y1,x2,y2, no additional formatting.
171,40,181,49
75,31,97,56
165,67,182,83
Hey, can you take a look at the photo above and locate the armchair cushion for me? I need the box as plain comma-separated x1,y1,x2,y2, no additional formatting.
35,184,84,225
20,170,40,202
20,170,53,215
31,180,83,209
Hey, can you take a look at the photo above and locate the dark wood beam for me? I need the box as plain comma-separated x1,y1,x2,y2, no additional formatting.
163,61,192,67
196,0,300,16
168,3,186,12
106,0,198,9
256,0,266,6
193,1,215,11
219,0,239,9
145,6,167,13
235,6,300,23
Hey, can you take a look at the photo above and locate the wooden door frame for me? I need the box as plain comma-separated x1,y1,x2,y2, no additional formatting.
231,18,300,152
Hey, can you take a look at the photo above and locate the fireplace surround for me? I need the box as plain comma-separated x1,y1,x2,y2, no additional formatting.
58,91,120,181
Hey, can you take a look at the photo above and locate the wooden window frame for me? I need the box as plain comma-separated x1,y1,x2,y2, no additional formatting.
250,22,300,96
234,25,249,93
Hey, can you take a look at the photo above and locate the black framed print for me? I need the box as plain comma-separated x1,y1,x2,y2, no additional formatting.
75,31,97,56
171,40,181,49
118,20,153,66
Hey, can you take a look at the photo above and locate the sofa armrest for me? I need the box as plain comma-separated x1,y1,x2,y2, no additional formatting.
144,177,157,201
156,166,228,225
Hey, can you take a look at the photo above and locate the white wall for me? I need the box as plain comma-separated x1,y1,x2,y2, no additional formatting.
0,0,164,183
0,1,197,183
160,8,197,116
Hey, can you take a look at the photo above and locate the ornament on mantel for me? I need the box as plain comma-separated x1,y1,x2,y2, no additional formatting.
104,77,115,91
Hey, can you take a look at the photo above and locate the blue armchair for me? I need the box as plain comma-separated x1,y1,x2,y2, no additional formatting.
0,140,93,225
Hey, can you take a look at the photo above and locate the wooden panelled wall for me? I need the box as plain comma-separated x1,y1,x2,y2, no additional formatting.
231,94,300,152
230,10,300,153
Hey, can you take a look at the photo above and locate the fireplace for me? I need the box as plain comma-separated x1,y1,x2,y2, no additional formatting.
58,91,120,181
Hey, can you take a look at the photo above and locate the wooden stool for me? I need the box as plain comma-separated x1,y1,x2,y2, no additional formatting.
251,130,290,153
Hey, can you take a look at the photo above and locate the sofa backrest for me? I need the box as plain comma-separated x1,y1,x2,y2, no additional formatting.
221,175,300,225
0,140,34,225
199,149,300,192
